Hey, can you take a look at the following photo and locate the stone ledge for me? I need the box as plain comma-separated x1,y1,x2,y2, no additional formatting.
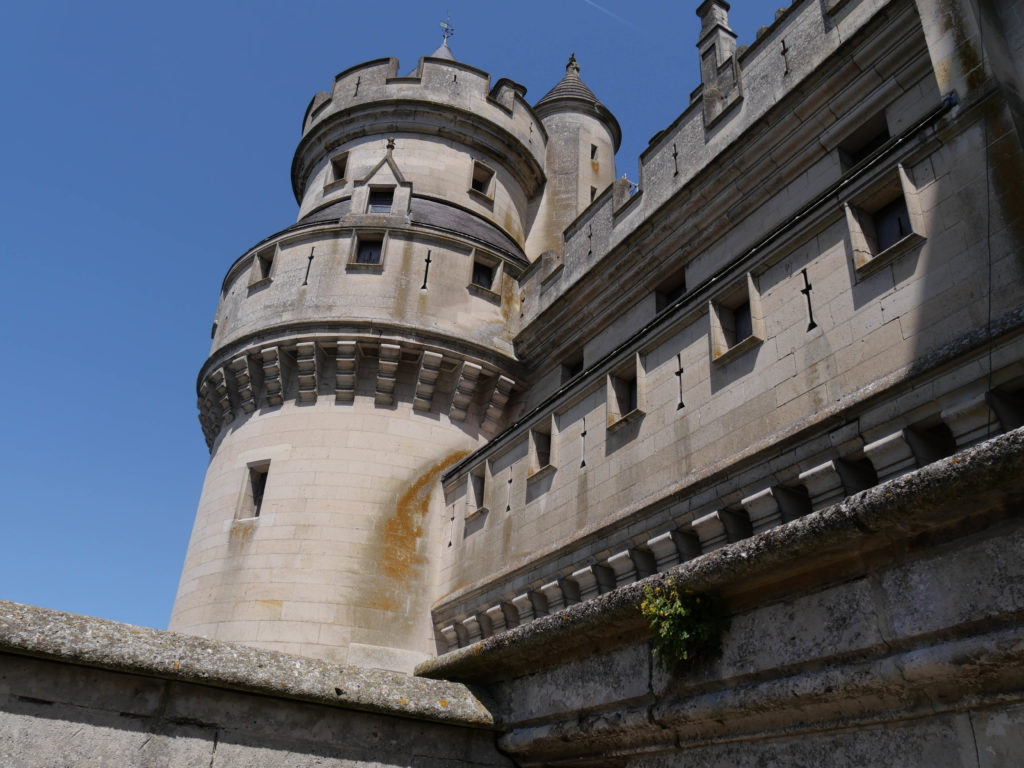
418,426,1024,683
0,602,495,728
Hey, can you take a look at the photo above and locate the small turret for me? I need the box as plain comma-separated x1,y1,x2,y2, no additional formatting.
525,55,620,260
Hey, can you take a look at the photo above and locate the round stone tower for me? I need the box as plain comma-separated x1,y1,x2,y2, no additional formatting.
170,48,619,673
526,54,621,259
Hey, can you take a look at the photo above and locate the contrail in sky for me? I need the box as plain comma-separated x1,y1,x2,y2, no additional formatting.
581,0,639,30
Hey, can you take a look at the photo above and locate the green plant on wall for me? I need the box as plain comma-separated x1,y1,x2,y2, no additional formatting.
639,579,730,671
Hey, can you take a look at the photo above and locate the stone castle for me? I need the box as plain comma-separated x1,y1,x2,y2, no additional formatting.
3,0,1024,765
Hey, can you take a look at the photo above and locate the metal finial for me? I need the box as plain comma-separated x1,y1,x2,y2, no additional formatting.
440,13,455,43
567,52,579,76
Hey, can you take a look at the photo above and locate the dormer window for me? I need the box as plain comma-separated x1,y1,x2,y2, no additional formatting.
367,188,394,214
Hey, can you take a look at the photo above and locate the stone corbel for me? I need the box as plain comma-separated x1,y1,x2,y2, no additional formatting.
230,354,256,414
335,341,358,403
450,361,483,422
295,342,319,404
413,351,443,412
481,375,515,433
375,343,401,406
260,346,284,407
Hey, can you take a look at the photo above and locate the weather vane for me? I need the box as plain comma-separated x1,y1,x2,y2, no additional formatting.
440,13,455,44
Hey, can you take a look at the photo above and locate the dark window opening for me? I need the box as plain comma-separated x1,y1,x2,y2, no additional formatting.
249,464,269,517
590,144,598,161
256,249,273,280
611,371,638,416
561,355,584,383
839,112,890,169
471,163,494,196
533,430,551,468
656,272,687,312
367,188,393,214
356,238,383,264
469,472,486,510
732,300,752,344
590,186,597,202
330,153,348,183
472,260,495,290
872,196,910,252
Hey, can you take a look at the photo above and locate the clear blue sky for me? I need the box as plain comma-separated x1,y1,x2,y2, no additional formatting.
0,0,769,630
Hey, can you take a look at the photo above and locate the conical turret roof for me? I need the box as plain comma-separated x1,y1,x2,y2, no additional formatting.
429,40,456,61
534,54,621,151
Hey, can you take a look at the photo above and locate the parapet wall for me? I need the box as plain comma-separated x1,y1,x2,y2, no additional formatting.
0,603,508,767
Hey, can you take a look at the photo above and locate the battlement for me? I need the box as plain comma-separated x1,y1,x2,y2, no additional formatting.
294,56,546,205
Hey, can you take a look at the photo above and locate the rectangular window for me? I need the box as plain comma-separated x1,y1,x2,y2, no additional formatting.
607,353,645,428
838,112,889,170
710,273,764,362
248,244,275,287
843,164,925,274
529,416,556,476
240,462,270,519
468,465,487,512
872,196,911,253
330,153,348,183
655,270,687,312
354,237,382,264
561,354,584,384
472,260,495,290
732,300,752,344
590,144,598,161
367,188,394,214
470,161,495,198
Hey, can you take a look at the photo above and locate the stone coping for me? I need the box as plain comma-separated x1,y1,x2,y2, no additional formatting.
0,601,495,728
418,426,1024,683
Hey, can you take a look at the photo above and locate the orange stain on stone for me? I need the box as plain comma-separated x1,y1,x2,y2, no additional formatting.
370,450,471,613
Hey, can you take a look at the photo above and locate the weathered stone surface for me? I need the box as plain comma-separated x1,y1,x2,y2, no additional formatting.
0,601,493,727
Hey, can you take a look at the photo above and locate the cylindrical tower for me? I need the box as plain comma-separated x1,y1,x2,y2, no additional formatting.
525,54,621,259
169,48,546,673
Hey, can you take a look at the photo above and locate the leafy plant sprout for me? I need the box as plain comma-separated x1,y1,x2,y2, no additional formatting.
639,579,730,672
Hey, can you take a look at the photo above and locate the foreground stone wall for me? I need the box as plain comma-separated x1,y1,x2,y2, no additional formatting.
0,603,508,768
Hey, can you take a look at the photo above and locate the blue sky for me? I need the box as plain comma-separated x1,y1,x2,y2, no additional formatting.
0,0,769,630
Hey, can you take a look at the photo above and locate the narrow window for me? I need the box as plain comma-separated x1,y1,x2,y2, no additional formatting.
590,144,598,161
367,188,393,214
330,153,348,183
872,196,910,252
839,112,889,170
529,417,555,475
607,354,644,427
561,354,584,383
248,244,275,287
732,300,752,344
655,270,687,312
247,463,269,518
472,259,495,290
468,466,487,512
710,274,764,361
590,186,597,202
355,235,383,264
471,162,495,197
